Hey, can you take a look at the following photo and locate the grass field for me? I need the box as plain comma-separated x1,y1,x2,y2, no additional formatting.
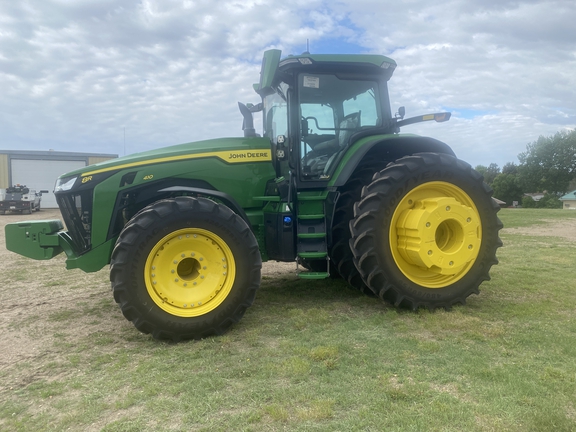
1,208,575,431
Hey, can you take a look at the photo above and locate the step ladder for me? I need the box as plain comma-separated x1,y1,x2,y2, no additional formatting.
296,192,330,279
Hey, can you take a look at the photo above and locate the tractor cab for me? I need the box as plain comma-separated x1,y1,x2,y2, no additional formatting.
247,50,397,186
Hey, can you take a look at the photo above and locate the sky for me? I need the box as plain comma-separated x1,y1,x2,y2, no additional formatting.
1,0,575,168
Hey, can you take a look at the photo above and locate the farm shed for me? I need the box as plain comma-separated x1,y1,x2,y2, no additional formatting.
0,150,117,208
560,190,576,210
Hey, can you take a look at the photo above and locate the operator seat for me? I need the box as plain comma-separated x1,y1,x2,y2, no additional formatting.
303,112,361,176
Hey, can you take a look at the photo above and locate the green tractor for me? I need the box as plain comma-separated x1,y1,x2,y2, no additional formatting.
5,50,502,341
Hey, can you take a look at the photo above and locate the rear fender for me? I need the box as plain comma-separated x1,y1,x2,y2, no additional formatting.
329,135,456,188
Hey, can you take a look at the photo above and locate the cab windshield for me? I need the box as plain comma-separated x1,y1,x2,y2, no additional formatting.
299,74,381,179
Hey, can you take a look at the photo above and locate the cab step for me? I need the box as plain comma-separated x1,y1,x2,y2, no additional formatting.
298,271,330,280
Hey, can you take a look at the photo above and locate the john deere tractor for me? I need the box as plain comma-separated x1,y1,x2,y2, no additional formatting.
5,50,502,341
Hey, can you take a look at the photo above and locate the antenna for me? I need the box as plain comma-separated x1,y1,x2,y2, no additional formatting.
304,39,310,54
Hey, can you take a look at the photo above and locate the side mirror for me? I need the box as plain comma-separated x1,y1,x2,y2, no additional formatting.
238,102,257,138
396,106,405,120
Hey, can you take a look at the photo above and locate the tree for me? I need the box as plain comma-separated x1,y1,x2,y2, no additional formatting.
491,172,523,206
538,193,562,209
522,195,537,208
475,163,500,185
518,130,576,194
502,162,518,175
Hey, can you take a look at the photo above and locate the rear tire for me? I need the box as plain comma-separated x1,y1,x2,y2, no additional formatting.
350,153,502,309
110,197,262,341
331,166,382,295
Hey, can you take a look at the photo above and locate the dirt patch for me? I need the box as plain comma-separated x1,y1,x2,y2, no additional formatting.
501,218,576,242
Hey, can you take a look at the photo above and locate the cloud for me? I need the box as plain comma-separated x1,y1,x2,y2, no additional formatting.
0,0,574,169
341,0,576,166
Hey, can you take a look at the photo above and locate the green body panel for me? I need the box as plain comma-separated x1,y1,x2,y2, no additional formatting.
87,138,276,247
81,137,276,270
63,137,274,179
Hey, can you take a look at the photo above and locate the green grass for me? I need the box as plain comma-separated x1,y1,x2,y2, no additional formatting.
1,209,576,431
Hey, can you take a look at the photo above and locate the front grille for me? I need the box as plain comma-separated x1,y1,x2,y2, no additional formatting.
56,190,94,254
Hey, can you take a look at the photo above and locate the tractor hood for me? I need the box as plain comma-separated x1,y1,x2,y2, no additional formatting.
57,137,272,181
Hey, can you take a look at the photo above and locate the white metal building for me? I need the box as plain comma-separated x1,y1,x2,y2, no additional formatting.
0,150,117,208
560,190,576,210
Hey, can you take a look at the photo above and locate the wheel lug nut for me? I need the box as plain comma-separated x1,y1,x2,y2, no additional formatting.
428,250,432,255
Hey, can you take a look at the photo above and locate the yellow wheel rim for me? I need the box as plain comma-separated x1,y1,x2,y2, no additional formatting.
144,228,236,317
390,181,482,288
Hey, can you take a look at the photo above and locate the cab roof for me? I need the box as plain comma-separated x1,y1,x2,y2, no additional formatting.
254,49,397,96
279,52,396,71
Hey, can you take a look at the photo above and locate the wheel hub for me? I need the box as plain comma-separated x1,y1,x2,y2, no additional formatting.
145,229,234,317
396,196,480,275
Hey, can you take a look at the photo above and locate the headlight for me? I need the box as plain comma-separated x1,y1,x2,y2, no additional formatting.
55,176,78,192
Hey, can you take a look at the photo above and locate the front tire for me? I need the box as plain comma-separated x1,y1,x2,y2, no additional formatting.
110,197,262,341
350,153,502,309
